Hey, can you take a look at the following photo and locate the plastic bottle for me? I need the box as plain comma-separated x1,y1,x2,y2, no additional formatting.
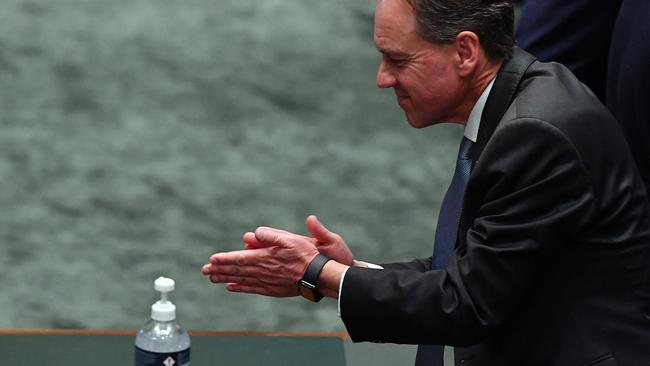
135,276,191,366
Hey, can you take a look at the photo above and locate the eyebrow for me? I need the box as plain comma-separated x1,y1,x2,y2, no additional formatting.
377,48,410,58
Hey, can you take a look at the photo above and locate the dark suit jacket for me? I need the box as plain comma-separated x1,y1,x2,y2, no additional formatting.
340,48,650,366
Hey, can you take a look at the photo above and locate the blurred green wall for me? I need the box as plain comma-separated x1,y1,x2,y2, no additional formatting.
0,0,463,332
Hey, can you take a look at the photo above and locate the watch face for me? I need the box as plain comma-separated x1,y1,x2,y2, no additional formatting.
299,280,322,302
299,279,316,290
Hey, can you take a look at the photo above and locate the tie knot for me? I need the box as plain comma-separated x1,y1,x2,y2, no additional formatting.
458,136,474,160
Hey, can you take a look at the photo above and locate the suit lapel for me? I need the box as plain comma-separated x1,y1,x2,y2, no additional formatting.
456,48,536,250
471,47,537,170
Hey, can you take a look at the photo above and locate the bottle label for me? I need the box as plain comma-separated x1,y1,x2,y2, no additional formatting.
135,346,190,366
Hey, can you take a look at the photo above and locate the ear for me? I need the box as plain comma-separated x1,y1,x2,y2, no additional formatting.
454,31,481,77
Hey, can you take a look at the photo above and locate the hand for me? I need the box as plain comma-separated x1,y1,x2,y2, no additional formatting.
202,227,319,297
242,215,354,266
305,215,354,266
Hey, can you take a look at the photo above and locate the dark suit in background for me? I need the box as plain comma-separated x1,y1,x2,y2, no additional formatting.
340,48,650,365
607,0,650,196
516,0,622,103
516,0,650,196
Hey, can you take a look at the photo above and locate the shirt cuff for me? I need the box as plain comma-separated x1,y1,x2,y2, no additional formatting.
363,262,383,269
337,266,350,318
337,261,383,317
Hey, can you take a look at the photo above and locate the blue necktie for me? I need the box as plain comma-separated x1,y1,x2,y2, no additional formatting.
415,136,474,366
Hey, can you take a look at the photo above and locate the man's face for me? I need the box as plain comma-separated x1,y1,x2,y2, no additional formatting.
374,0,466,128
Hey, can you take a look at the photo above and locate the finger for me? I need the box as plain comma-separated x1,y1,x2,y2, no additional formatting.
209,263,242,276
226,283,298,297
254,226,317,248
225,284,267,295
243,232,272,249
259,227,313,242
210,274,256,285
209,264,271,278
244,231,313,250
201,264,212,275
306,215,340,244
210,249,260,265
209,274,293,286
254,227,291,247
257,226,293,235
207,262,297,285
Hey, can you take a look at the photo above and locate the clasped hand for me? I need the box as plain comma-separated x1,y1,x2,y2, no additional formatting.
201,215,353,297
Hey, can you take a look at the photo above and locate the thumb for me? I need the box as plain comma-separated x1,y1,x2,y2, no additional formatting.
306,215,338,244
243,232,270,249
254,226,287,247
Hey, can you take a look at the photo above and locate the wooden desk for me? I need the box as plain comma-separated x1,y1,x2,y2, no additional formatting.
0,330,348,366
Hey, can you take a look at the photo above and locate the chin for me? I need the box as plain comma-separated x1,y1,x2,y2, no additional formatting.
405,114,438,129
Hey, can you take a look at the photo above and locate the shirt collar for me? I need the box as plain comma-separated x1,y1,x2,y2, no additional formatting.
464,77,495,143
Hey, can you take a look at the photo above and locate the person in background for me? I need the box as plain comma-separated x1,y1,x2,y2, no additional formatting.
606,0,650,194
517,0,650,192
203,0,650,364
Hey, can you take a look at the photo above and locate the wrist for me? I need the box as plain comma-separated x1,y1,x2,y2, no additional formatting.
298,253,330,302
317,261,349,299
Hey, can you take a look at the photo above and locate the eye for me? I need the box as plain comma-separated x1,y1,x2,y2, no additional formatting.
384,54,407,65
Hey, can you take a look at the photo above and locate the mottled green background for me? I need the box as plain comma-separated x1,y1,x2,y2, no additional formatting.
0,0,468,333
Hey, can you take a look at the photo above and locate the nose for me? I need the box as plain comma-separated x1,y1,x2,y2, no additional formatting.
376,58,397,89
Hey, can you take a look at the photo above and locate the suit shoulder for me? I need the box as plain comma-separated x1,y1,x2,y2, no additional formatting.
509,61,612,129
499,60,625,152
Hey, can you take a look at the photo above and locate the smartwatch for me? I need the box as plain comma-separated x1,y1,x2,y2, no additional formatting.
298,254,331,302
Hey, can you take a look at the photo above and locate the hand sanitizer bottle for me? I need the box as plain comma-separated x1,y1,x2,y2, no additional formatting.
135,277,191,366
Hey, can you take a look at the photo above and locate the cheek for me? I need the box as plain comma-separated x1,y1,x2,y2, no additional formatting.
404,65,451,98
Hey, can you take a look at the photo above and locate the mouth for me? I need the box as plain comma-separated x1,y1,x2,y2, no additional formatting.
395,89,409,99
397,95,410,104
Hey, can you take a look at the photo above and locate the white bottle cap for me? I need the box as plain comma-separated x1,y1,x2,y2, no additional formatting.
151,276,176,322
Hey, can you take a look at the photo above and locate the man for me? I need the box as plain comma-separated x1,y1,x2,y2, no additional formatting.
202,0,650,364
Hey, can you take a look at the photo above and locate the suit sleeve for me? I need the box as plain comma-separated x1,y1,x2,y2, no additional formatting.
340,119,596,346
380,258,432,272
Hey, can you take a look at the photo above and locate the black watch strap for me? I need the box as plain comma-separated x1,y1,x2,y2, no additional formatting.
298,254,331,302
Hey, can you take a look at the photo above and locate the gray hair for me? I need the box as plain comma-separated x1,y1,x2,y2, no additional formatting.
406,0,514,61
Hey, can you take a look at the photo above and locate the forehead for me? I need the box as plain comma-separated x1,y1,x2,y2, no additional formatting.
374,0,419,52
